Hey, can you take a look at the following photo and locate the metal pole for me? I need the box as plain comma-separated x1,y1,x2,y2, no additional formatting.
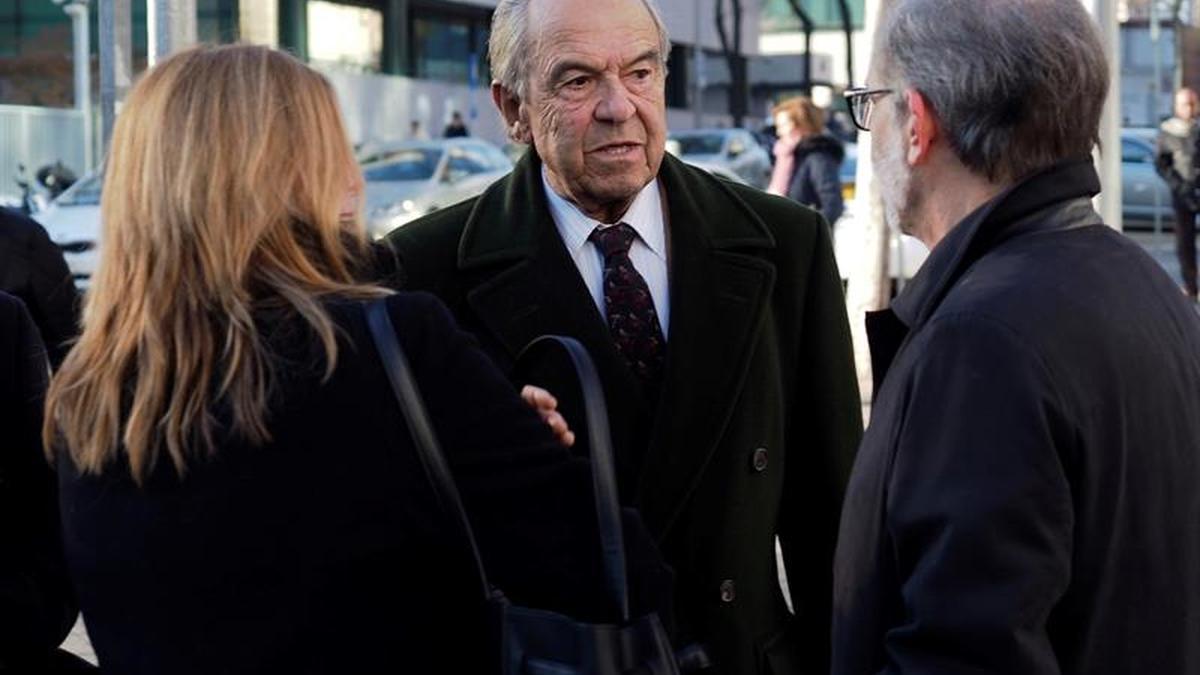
148,0,198,66
99,0,133,156
1152,1,1164,238
694,5,704,128
1086,0,1124,231
64,1,93,171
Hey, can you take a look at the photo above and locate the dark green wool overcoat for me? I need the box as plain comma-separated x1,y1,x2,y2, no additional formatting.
378,151,862,675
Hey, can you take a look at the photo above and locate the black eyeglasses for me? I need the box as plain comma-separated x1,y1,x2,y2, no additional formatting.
844,87,895,132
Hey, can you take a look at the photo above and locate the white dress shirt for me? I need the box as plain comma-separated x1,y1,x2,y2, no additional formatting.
541,168,671,336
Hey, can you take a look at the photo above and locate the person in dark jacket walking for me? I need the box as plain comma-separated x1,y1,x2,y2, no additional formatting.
442,110,470,138
835,2,1200,674
0,291,94,674
1155,87,1200,300
767,96,845,224
0,208,79,368
44,45,668,675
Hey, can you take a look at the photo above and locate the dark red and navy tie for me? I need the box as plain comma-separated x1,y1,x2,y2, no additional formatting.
590,223,666,392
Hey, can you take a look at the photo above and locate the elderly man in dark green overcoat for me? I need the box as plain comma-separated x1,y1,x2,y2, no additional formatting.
376,0,862,671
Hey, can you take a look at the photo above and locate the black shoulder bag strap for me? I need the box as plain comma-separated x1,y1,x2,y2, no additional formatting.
364,299,629,617
365,298,491,601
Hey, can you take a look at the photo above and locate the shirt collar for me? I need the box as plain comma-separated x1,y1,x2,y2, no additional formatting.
541,166,666,259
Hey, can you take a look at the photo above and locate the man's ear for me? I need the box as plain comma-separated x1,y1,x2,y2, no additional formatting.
492,82,532,144
905,89,937,165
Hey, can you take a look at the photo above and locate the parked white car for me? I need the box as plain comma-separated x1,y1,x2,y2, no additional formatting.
362,138,513,239
34,171,102,288
666,128,772,189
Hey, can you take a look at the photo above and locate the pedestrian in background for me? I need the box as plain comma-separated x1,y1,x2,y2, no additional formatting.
442,110,469,137
0,207,79,368
835,1,1200,673
767,96,845,225
44,44,666,675
1155,86,1200,301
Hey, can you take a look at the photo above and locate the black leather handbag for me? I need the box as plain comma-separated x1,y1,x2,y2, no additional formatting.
366,299,681,675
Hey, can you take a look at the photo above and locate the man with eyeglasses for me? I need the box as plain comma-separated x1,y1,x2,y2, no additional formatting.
833,1,1200,674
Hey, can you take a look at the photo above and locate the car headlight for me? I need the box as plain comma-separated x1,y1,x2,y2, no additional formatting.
372,199,416,219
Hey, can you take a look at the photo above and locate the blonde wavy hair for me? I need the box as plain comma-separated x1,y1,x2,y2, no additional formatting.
45,44,384,482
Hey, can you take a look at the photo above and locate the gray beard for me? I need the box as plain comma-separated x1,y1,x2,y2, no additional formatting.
875,132,914,236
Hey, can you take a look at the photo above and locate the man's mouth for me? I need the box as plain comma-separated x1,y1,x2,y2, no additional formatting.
591,142,642,157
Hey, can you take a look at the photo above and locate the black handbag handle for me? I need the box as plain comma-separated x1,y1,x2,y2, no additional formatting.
365,298,492,601
366,300,631,622
515,335,630,624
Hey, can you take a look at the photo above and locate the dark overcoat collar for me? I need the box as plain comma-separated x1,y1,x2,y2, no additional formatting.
454,150,778,537
866,159,1103,391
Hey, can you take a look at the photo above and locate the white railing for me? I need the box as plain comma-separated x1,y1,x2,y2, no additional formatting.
0,104,90,205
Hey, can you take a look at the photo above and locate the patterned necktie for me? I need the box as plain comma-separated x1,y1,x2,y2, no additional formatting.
590,223,666,391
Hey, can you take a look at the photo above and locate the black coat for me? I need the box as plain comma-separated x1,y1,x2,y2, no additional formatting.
0,291,79,671
786,134,845,225
833,161,1200,674
57,292,669,674
0,208,79,369
379,151,863,675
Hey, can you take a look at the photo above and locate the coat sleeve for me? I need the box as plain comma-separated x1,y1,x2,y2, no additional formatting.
1154,133,1188,200
809,153,847,224
22,221,79,369
387,292,673,624
0,294,78,665
778,217,862,667
880,314,1074,675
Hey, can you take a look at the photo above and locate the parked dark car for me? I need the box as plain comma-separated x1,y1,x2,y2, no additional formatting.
1121,128,1175,230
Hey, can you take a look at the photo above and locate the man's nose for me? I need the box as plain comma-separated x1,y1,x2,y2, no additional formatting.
594,79,637,123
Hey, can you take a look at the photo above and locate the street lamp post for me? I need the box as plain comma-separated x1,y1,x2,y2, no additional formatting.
55,0,93,171
99,0,133,155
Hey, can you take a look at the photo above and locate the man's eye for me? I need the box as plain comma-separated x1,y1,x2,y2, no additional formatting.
565,76,590,89
632,69,652,80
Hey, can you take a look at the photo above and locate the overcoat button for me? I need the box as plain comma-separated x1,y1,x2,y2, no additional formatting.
719,579,736,603
751,447,769,472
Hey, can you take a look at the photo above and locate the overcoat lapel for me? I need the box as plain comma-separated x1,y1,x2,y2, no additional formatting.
454,152,778,538
633,155,777,538
456,152,647,414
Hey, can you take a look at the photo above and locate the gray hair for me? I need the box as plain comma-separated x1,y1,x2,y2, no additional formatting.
876,0,1109,182
489,0,672,101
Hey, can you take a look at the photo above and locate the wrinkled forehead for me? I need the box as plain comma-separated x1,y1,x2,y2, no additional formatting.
526,0,661,67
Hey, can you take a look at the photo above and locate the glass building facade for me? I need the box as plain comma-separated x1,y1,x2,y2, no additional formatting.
760,0,865,33
0,0,497,107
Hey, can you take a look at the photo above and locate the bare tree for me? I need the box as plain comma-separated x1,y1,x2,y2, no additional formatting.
714,0,748,126
784,0,815,93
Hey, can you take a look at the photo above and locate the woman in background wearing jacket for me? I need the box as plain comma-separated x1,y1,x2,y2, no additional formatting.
44,44,665,675
767,96,846,225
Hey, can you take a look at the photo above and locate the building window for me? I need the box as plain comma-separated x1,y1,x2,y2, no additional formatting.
761,0,865,33
307,0,384,73
410,10,489,85
666,44,690,109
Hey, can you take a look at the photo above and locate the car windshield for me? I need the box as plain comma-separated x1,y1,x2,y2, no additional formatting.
55,172,102,206
363,149,443,182
671,134,725,156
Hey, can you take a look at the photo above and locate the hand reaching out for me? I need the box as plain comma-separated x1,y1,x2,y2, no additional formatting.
520,385,576,448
